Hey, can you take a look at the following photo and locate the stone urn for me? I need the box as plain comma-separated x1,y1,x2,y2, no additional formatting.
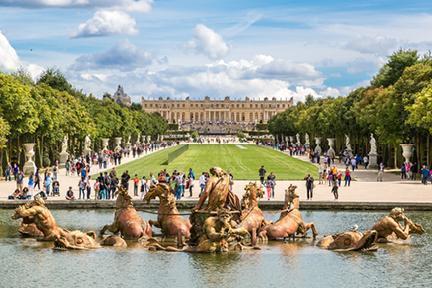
314,137,322,155
327,138,336,158
114,137,122,153
23,143,36,175
400,144,414,163
101,138,109,153
289,136,294,144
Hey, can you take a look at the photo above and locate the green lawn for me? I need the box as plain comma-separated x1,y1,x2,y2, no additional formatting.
106,144,317,180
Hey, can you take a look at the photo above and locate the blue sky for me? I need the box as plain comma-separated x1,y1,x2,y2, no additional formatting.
1,0,432,102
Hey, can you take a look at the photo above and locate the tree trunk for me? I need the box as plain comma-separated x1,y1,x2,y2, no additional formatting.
427,134,430,166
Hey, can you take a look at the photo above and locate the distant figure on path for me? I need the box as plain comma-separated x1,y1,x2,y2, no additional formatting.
331,183,339,200
304,174,314,200
377,163,384,182
259,166,266,184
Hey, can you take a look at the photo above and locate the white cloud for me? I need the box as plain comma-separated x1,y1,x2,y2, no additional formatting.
72,10,138,38
70,41,154,71
343,35,400,56
0,0,152,12
0,31,20,71
0,31,44,80
186,24,229,59
67,51,330,104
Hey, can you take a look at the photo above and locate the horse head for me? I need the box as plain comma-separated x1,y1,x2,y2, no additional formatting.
115,187,133,209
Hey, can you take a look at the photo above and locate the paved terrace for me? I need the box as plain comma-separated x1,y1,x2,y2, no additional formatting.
1,145,431,210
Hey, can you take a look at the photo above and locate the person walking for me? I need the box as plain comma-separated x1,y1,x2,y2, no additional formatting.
344,168,351,187
34,168,41,190
400,164,406,180
27,172,34,195
331,183,339,200
363,155,369,169
121,170,131,191
304,174,314,200
140,176,148,200
259,166,266,184
45,172,52,196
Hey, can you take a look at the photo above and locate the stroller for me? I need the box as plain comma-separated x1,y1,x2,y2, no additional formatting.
52,180,60,196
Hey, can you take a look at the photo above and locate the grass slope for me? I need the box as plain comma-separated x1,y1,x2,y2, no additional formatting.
108,144,317,180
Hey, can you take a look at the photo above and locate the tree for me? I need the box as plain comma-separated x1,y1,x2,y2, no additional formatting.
371,49,418,88
37,68,73,93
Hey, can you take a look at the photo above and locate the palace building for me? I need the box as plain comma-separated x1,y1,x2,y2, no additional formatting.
141,96,292,134
141,96,292,124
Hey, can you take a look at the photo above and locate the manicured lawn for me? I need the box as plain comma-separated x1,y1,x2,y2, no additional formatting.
107,144,317,180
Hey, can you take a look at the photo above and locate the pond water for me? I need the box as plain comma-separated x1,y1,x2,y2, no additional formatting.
0,209,430,288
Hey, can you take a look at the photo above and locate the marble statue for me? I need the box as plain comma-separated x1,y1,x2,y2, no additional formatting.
369,133,377,155
296,133,301,146
59,136,69,166
83,135,91,156
305,133,310,146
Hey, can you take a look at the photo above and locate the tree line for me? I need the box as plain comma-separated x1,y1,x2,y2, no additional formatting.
0,69,167,174
268,49,432,168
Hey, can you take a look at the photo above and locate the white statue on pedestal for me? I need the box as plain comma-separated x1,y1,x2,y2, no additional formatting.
370,133,377,155
83,135,91,156
296,133,301,146
305,133,310,146
59,135,69,166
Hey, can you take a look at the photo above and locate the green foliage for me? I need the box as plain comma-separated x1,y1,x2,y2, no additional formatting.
407,84,432,134
0,70,168,168
371,49,418,88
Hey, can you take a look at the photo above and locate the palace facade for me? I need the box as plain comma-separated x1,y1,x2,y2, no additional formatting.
141,96,293,125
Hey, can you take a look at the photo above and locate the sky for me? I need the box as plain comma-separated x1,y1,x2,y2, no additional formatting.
1,0,432,102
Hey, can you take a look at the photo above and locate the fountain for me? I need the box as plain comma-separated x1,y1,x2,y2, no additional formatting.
22,143,36,175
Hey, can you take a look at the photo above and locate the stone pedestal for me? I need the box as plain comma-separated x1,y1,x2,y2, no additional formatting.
400,144,414,163
59,151,69,168
114,137,122,153
368,153,378,169
142,135,146,144
327,138,336,159
23,143,36,175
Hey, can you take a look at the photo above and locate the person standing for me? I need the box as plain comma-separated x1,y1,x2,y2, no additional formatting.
363,155,369,169
140,176,148,200
133,174,140,197
52,164,58,181
34,168,41,190
121,170,131,191
267,172,276,198
78,177,86,199
304,174,314,200
377,163,384,182
16,170,25,192
65,159,71,176
27,172,34,195
259,166,266,184
5,163,12,181
199,172,206,197
421,165,430,185
45,172,52,196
